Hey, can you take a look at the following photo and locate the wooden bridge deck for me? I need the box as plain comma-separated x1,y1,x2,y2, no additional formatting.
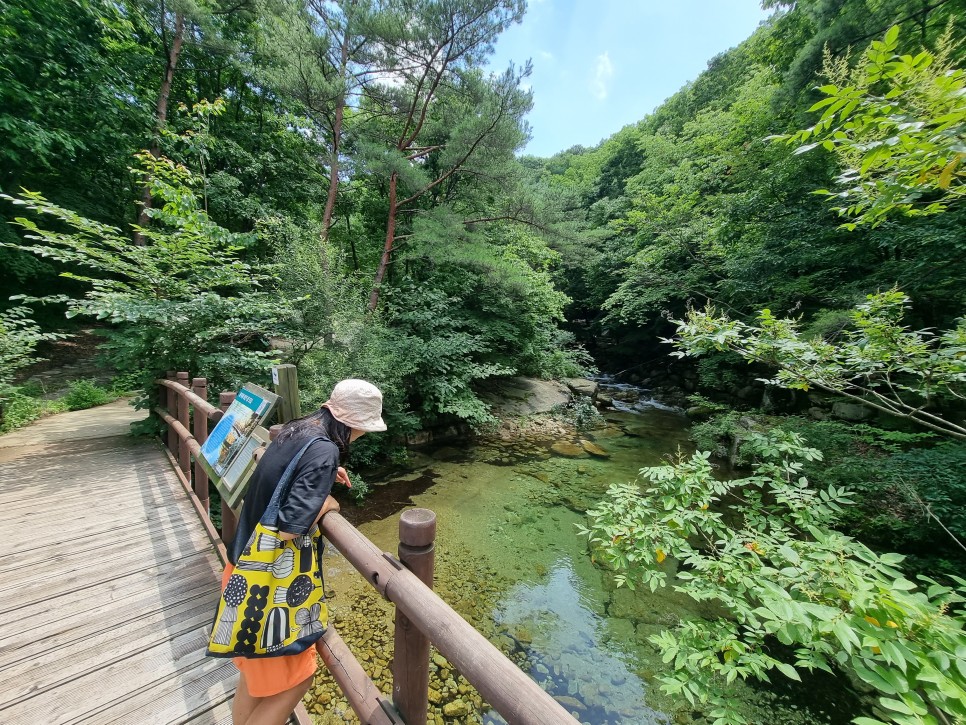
0,401,237,724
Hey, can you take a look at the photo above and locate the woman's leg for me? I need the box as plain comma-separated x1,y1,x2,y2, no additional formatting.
232,671,262,724
242,673,315,725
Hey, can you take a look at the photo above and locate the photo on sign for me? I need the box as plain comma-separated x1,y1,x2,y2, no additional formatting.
201,383,278,479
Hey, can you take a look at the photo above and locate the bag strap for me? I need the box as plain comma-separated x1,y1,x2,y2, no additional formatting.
260,436,329,528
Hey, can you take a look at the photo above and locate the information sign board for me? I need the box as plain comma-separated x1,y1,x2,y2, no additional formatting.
201,383,278,510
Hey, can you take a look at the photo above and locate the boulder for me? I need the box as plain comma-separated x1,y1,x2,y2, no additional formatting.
479,376,570,416
562,377,598,400
579,439,610,458
807,406,828,421
550,441,588,458
831,401,874,421
686,404,715,420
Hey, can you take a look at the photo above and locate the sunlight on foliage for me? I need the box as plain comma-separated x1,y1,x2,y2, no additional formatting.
776,25,966,228
670,290,966,440
579,431,966,725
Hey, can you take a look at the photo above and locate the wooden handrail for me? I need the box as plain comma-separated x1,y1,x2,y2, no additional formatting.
154,406,201,457
156,378,223,421
322,512,581,725
153,370,579,725
316,627,399,725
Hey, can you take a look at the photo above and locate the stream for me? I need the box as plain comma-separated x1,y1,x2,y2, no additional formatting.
307,379,861,725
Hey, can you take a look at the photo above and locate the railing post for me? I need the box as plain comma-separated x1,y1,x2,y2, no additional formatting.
191,377,210,515
165,371,177,453
392,508,436,725
176,371,191,478
219,391,238,546
273,364,301,424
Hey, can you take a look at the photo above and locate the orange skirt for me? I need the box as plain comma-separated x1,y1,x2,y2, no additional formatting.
220,564,319,697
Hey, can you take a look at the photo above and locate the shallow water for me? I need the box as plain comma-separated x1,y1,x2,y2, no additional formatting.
315,384,860,725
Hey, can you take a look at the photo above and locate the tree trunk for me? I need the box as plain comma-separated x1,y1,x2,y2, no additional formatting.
135,11,185,244
322,98,344,242
368,170,397,311
322,31,351,244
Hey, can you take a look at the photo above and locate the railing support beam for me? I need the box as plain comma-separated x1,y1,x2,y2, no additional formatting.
392,509,435,725
176,371,191,478
165,370,177,453
191,377,210,515
316,626,400,725
321,512,580,725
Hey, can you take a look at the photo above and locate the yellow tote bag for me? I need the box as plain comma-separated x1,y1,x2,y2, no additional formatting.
207,438,329,658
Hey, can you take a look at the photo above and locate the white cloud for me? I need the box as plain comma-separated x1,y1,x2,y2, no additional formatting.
539,50,554,60
591,52,614,101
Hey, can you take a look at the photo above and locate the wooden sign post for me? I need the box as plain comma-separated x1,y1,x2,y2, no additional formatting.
272,364,301,424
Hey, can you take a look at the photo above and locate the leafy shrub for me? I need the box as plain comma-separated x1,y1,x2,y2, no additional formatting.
691,412,965,576
344,471,371,503
1,153,292,402
695,351,747,392
580,430,966,725
0,386,67,433
554,396,604,430
295,315,419,466
62,379,114,410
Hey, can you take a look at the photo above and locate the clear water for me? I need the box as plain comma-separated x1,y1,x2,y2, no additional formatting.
318,381,861,725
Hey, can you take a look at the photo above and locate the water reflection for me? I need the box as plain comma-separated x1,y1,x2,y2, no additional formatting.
491,558,669,725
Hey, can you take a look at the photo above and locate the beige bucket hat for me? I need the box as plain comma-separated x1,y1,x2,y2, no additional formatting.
322,379,387,432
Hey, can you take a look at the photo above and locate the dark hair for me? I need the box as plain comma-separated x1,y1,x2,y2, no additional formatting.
275,407,351,463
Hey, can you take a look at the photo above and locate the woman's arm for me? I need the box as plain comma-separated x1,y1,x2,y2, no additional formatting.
279,495,340,540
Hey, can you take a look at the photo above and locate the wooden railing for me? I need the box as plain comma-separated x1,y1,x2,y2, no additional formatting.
154,371,580,725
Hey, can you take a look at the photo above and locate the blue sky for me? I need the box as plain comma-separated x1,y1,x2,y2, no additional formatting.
487,1,774,157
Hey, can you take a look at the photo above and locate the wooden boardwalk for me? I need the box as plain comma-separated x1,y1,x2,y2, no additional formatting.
0,401,237,724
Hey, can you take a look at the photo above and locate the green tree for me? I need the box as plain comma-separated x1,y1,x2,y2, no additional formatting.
358,0,528,310
779,25,966,228
580,432,966,725
672,290,966,440
1,153,290,395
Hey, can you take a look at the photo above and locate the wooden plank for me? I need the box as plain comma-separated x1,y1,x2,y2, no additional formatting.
3,488,190,533
0,509,212,583
0,475,182,513
0,548,220,618
0,595,218,708
0,466,183,509
1,486,193,542
2,549,208,615
181,699,235,725
0,528,212,604
0,422,244,725
0,517,198,574
1,623,220,724
0,569,218,671
0,446,169,488
94,657,238,725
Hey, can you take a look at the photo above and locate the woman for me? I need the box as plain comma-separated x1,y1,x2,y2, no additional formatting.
222,379,387,725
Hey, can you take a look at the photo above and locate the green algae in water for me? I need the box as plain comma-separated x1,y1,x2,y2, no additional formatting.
321,401,865,725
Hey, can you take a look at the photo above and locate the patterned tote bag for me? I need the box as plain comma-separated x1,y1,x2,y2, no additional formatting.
207,437,329,658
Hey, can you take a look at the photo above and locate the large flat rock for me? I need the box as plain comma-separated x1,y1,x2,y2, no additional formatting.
479,377,571,416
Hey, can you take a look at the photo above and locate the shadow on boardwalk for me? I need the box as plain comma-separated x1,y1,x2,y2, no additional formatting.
0,400,236,724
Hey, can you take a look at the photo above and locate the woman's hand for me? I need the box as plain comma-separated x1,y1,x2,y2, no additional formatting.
335,466,352,488
282,495,342,540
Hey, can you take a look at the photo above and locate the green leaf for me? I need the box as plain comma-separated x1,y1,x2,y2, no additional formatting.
774,661,801,682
